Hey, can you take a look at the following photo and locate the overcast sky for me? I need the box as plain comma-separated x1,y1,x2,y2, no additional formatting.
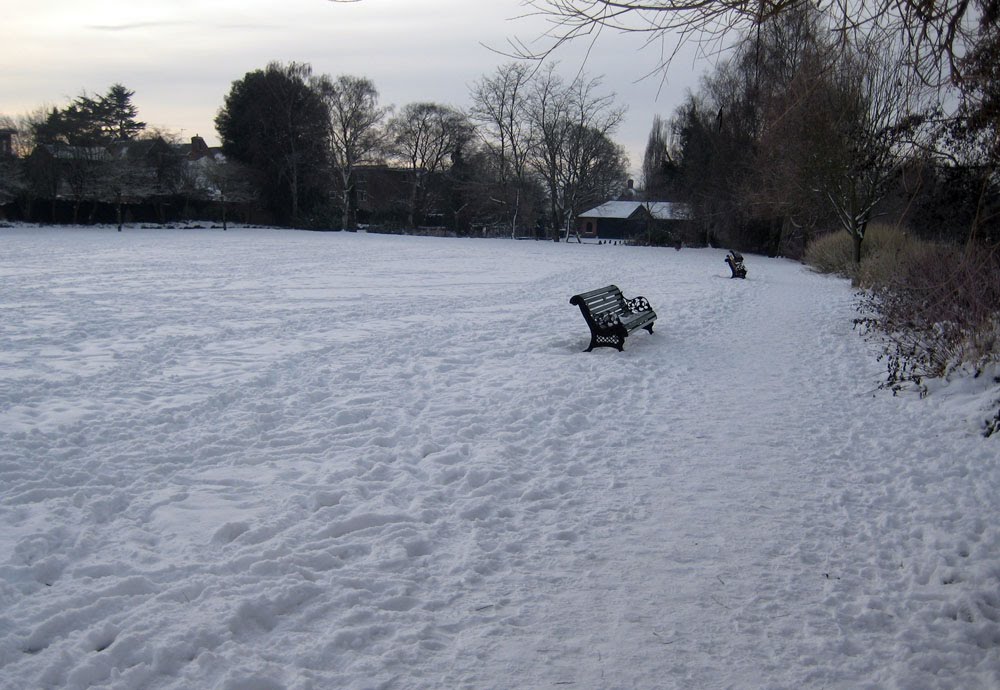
5,0,714,178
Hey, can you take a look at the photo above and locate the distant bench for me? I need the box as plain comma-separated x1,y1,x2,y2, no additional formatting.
725,251,747,279
570,284,657,352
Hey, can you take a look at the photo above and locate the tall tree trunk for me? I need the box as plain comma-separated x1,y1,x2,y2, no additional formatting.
340,170,352,230
510,186,520,240
408,176,420,229
550,200,562,241
289,164,299,221
851,220,868,265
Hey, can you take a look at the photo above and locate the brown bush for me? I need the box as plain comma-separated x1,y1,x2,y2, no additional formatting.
856,239,1000,392
804,224,910,281
803,230,854,276
853,225,913,288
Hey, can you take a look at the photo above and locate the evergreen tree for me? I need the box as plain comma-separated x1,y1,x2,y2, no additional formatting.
33,84,145,146
99,84,146,141
216,62,331,225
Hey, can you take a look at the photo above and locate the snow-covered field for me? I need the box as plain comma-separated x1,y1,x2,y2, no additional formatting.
1,226,998,690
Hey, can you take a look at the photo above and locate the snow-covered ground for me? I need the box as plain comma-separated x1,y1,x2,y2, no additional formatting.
1,226,998,690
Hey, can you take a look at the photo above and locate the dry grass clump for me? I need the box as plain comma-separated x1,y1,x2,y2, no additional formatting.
852,224,912,287
854,232,938,291
803,230,854,276
804,223,909,281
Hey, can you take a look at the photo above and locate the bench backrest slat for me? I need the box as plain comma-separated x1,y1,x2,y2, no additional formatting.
570,285,629,326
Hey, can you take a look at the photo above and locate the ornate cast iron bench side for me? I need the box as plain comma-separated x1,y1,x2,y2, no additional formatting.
569,284,657,352
725,250,747,278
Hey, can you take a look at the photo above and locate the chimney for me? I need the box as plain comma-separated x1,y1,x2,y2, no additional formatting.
618,178,636,200
189,135,209,160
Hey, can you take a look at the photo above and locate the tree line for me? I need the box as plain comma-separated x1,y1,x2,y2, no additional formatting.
213,61,629,237
537,0,999,258
0,85,243,230
0,63,631,239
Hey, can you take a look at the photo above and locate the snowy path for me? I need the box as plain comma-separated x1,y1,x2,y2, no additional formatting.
1,228,998,689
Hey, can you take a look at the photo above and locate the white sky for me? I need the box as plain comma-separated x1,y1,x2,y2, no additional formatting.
3,0,716,178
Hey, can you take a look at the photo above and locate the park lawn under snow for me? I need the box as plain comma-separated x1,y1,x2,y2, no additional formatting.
0,226,998,690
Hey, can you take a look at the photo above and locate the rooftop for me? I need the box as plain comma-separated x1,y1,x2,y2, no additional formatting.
578,200,691,221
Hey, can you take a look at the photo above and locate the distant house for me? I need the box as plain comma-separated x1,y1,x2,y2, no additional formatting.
0,128,16,157
174,135,223,162
108,137,167,161
576,200,691,242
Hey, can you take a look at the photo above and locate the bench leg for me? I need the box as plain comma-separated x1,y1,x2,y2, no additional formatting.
585,333,625,352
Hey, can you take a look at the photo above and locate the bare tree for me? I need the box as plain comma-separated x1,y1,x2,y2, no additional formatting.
665,6,936,256
568,123,630,212
952,4,1000,180
4,109,49,158
317,75,390,229
200,158,258,231
0,116,24,214
0,149,24,220
818,36,936,263
57,145,108,224
736,5,840,250
470,63,536,238
387,103,471,227
99,154,156,231
641,114,677,198
515,1,982,85
526,65,626,239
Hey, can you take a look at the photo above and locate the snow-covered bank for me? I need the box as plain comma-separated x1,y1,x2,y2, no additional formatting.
1,227,998,689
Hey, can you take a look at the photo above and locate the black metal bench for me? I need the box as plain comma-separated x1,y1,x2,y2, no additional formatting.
569,284,657,352
725,250,747,278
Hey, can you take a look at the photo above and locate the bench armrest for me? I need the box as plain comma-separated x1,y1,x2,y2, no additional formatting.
624,295,652,314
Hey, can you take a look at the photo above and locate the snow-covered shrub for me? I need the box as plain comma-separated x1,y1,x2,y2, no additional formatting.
854,239,1000,417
